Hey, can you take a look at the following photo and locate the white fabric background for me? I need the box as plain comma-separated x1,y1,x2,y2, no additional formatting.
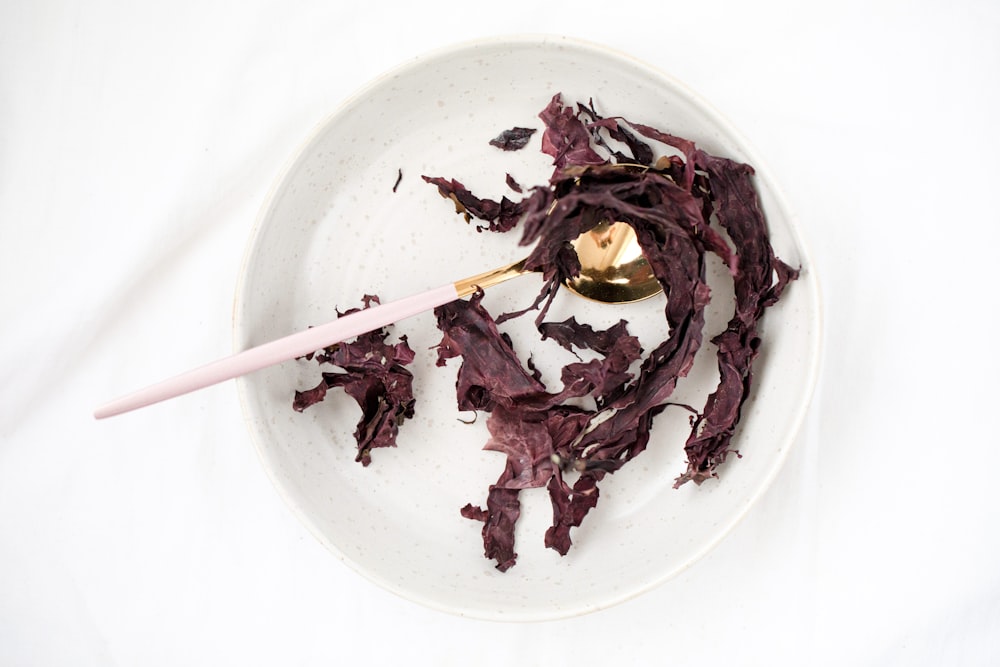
2,1,998,665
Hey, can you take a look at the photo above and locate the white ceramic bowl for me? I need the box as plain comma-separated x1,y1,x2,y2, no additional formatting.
234,35,822,621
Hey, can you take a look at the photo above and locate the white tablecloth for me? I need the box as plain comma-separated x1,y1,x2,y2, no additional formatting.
3,2,998,665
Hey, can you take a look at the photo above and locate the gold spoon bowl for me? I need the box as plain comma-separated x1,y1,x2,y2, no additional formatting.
567,220,660,303
454,220,660,304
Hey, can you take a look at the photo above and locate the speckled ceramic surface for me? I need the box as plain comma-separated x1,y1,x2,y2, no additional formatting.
233,36,821,621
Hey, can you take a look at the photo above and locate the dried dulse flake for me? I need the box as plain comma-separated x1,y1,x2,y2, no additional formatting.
420,175,545,234
673,152,799,486
505,173,523,193
293,295,417,466
489,126,537,151
434,290,637,567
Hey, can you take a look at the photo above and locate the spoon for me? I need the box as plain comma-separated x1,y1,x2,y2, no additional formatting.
94,221,661,419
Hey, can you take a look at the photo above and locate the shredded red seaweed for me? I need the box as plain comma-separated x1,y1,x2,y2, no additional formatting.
489,126,537,151
426,93,797,570
294,93,798,571
293,295,417,466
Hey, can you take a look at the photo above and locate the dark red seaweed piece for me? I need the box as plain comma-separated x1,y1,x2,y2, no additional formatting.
673,151,799,486
293,296,417,466
505,173,523,193
434,290,645,569
489,126,537,151
420,175,547,234
538,94,606,168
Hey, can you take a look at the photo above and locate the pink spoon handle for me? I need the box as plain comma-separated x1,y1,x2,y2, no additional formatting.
94,283,459,419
